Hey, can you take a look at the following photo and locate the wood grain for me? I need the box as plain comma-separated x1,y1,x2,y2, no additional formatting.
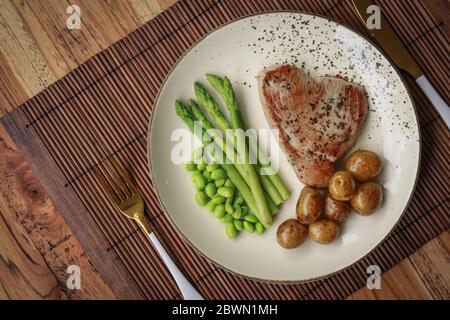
0,194,64,300
0,0,173,300
0,124,116,299
0,0,448,299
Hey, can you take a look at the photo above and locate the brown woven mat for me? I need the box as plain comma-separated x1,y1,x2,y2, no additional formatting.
2,0,449,299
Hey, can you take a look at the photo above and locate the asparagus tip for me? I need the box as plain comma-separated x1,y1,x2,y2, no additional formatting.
194,82,205,95
174,101,185,116
194,81,202,89
175,99,184,109
206,73,221,80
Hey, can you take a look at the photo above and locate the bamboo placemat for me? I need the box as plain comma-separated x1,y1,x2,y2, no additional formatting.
1,0,449,299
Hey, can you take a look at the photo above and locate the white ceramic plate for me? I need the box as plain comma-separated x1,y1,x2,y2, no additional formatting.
148,12,420,282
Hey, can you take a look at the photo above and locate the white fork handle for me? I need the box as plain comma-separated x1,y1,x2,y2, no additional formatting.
148,232,203,300
416,75,450,129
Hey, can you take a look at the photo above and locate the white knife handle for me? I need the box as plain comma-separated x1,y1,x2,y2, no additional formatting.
416,75,450,129
148,233,204,300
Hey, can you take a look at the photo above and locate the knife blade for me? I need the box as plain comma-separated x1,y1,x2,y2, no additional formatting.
351,0,450,129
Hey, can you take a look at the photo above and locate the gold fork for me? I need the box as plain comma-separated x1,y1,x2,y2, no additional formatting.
94,158,203,300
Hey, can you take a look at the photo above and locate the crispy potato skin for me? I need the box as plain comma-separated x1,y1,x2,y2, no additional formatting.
351,182,383,215
345,150,383,182
296,187,322,225
309,218,339,244
277,219,308,249
328,170,356,201
324,195,351,222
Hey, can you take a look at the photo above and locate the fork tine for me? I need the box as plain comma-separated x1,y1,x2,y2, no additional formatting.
110,158,138,194
103,160,131,200
94,164,121,205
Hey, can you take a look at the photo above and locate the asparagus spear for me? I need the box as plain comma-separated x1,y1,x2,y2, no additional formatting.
200,75,285,205
193,85,272,226
206,75,242,129
266,193,279,215
187,98,272,227
194,84,284,207
206,74,291,201
188,99,278,216
175,100,260,219
189,99,244,175
189,99,284,210
194,82,284,205
260,175,283,205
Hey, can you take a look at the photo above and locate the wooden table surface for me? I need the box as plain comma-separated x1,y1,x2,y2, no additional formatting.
0,0,448,300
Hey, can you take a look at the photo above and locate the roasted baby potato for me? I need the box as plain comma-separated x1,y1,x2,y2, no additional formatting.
296,187,322,225
328,170,356,201
345,150,383,182
309,218,339,244
324,194,351,222
277,219,308,249
351,182,383,215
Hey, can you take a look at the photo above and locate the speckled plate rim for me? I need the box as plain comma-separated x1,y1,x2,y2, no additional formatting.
146,10,422,284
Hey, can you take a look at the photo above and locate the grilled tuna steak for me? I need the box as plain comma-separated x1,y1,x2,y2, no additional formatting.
257,65,368,187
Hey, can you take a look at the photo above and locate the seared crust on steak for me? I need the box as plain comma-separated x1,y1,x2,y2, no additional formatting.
257,65,368,187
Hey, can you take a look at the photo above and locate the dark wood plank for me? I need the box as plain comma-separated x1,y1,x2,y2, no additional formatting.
1,110,145,299
0,202,65,299
0,124,116,299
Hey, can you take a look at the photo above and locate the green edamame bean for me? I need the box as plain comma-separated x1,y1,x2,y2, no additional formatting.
243,221,255,233
241,206,249,216
214,204,226,219
225,203,234,215
197,162,207,171
211,168,226,180
184,162,197,171
234,219,244,232
244,215,259,223
225,222,237,239
205,183,217,198
255,222,264,235
219,214,234,224
191,170,202,182
217,186,233,198
206,163,219,172
195,191,209,206
195,175,206,190
232,204,242,219
203,170,213,181
215,179,225,188
195,184,204,191
228,188,235,201
234,195,244,205
224,179,234,188
211,195,226,205
206,200,216,213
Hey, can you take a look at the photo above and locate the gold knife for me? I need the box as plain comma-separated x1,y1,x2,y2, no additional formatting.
351,0,450,128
